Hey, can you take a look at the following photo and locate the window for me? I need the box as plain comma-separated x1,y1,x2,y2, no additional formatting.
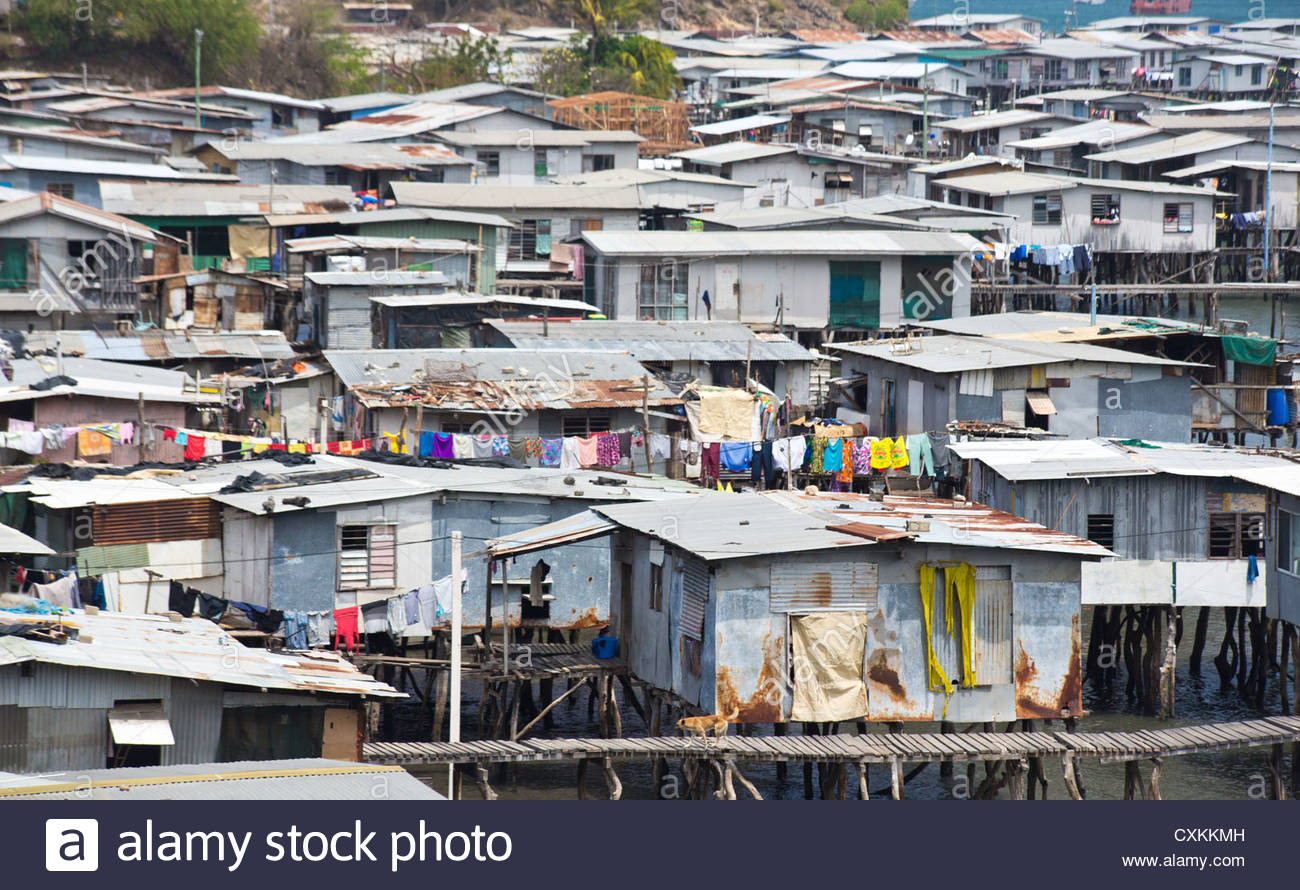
637,261,687,320
0,237,26,288
1086,514,1115,550
569,218,602,235
46,182,74,199
1208,512,1264,559
1235,65,1244,77
338,524,396,589
649,562,663,611
1178,67,1192,87
323,168,346,185
1053,149,1072,169
1044,59,1064,80
1032,193,1062,225
534,148,549,179
479,151,500,177
1279,510,1300,574
560,414,611,436
1252,65,1263,86
507,219,551,260
589,153,615,171
1090,193,1121,223
1076,60,1090,80
993,59,1008,78
271,105,295,128
1163,202,1193,233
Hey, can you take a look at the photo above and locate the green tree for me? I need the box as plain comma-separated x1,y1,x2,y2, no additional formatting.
252,0,371,97
843,0,908,30
591,34,681,98
394,33,513,92
562,0,656,65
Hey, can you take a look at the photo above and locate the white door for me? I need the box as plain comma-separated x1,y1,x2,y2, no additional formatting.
713,263,739,320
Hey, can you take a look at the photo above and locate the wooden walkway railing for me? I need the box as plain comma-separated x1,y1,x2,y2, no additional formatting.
364,715,1300,800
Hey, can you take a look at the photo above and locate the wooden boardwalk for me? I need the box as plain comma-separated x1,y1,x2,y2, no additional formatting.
366,715,1300,766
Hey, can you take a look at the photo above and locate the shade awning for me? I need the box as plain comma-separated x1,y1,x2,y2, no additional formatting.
1026,392,1057,416
108,703,175,746
470,509,617,559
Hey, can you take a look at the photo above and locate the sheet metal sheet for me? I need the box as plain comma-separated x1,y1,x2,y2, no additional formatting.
108,702,175,746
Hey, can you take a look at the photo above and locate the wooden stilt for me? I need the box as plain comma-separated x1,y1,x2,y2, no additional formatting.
890,758,903,800
729,757,763,800
1123,761,1144,800
475,764,498,801
1189,606,1210,676
774,721,788,781
1008,758,1028,800
1269,744,1287,801
576,758,588,800
1147,757,1163,801
601,756,622,800
1061,752,1083,800
857,761,870,800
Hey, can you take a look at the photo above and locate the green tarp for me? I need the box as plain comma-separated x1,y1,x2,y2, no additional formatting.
1221,334,1277,367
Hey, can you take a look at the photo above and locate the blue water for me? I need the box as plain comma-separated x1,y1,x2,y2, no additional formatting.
911,0,1265,35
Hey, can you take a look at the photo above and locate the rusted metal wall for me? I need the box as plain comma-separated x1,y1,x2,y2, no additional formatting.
93,499,221,546
29,395,186,464
222,511,273,608
705,545,1081,724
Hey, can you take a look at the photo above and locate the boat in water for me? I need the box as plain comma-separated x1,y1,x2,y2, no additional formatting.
1130,0,1192,13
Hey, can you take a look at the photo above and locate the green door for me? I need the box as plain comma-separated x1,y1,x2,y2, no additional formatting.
828,261,880,329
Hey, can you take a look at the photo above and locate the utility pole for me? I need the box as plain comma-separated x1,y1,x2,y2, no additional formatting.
1267,102,1275,336
922,62,929,161
448,530,462,799
194,29,204,130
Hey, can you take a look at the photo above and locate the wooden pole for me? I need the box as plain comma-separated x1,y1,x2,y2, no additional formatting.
1147,756,1163,800
1061,751,1083,800
890,757,903,800
447,530,462,800
136,392,146,461
641,373,652,475
511,678,586,742
500,558,509,673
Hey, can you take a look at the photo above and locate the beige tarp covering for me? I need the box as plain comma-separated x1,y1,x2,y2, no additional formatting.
228,225,270,259
686,387,758,442
790,612,869,722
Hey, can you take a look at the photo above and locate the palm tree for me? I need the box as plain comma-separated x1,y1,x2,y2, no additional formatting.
567,0,655,65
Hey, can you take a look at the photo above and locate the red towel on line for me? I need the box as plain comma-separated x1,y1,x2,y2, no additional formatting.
334,606,359,653
183,435,205,461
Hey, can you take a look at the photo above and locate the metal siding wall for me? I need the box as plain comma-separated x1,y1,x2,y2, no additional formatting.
0,704,26,771
974,566,1013,685
770,561,878,611
26,708,106,772
63,666,169,708
271,510,338,612
1097,375,1193,442
163,679,224,766
223,513,272,606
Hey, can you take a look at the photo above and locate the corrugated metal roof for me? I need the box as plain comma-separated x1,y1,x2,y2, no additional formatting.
392,181,646,210
506,489,1111,562
582,229,981,256
0,192,158,241
1006,120,1157,151
935,171,1080,196
324,347,679,411
0,760,442,800
211,142,468,168
550,168,748,189
286,235,480,254
0,610,405,698
671,142,797,165
265,206,514,230
691,113,792,136
100,183,355,217
485,319,815,362
0,356,221,405
436,129,642,146
304,270,449,286
1084,130,1252,165
278,101,503,143
952,438,1300,493
916,310,1213,341
828,334,1200,372
0,521,54,554
0,153,234,181
21,329,297,360
935,109,1059,133
370,293,597,313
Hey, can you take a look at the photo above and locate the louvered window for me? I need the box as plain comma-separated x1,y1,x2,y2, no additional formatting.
338,524,396,589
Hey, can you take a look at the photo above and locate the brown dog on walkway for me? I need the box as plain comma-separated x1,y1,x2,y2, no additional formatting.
676,707,739,740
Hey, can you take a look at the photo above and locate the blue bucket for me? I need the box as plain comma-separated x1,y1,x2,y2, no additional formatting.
591,636,620,659
1267,388,1290,426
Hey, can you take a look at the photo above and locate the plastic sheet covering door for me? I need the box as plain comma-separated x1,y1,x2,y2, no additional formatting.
789,612,869,722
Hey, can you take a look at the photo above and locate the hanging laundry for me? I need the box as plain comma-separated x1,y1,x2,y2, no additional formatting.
889,436,909,470
282,611,309,649
541,438,563,467
720,441,752,472
306,610,332,647
772,436,807,472
905,433,934,477
17,430,42,455
361,600,388,634
854,438,873,474
334,606,360,652
810,437,826,473
491,437,510,457
596,433,621,467
418,431,435,457
33,573,79,610
508,438,527,463
167,580,195,617
431,432,455,459
560,437,582,469
570,434,596,467
403,590,421,626
451,434,475,459
524,437,544,460
836,441,854,485
700,442,720,485
197,592,228,621
386,596,407,636
823,437,843,473
182,435,205,461
870,438,893,471
649,433,672,460
471,435,495,459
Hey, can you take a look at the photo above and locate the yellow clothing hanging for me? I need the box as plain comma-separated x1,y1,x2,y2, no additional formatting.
889,436,909,470
869,437,892,470
918,564,954,701
945,563,977,689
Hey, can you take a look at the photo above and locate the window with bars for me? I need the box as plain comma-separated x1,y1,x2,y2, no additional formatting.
1032,194,1062,225
1086,514,1115,550
560,414,611,436
589,154,615,171
1091,193,1121,222
508,219,552,260
1279,510,1300,574
338,524,396,589
637,262,687,320
1044,59,1064,80
479,151,500,177
1163,202,1193,233
1208,512,1264,559
534,148,550,179
649,562,663,612
46,182,75,199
